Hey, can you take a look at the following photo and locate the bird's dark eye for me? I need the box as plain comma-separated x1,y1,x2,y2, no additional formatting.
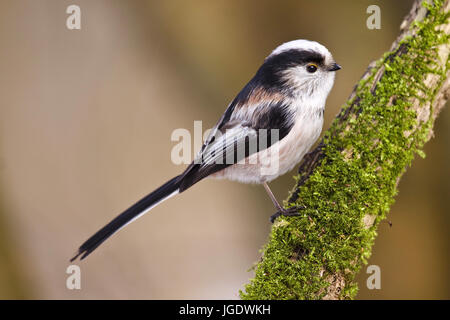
306,63,318,73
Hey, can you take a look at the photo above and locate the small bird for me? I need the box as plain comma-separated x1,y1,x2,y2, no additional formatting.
71,39,340,261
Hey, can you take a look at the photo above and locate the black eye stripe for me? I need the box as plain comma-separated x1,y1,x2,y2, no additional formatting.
254,49,325,89
268,49,324,65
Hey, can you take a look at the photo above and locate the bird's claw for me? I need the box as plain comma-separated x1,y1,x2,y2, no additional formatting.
270,205,306,223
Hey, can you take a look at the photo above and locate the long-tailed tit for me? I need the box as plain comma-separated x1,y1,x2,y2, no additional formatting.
71,39,340,261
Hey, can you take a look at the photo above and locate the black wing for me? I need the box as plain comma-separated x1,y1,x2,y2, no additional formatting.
178,98,295,192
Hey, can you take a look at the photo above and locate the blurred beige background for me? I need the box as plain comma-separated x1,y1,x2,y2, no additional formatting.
0,0,448,299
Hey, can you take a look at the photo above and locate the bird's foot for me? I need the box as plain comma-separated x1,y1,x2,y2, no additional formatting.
270,205,306,223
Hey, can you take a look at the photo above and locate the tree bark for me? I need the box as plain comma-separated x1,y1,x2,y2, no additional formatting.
241,0,450,300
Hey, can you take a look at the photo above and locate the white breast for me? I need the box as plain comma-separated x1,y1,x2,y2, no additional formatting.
211,103,324,184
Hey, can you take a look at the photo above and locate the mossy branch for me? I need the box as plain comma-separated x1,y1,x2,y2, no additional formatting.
241,0,450,300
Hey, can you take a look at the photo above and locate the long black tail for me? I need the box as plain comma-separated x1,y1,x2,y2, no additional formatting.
71,175,181,261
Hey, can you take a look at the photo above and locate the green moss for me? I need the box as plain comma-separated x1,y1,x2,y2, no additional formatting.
241,0,449,300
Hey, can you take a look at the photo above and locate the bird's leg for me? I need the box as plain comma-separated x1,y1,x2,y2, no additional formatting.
263,182,305,223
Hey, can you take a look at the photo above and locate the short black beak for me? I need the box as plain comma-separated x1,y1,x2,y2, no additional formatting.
328,63,342,72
